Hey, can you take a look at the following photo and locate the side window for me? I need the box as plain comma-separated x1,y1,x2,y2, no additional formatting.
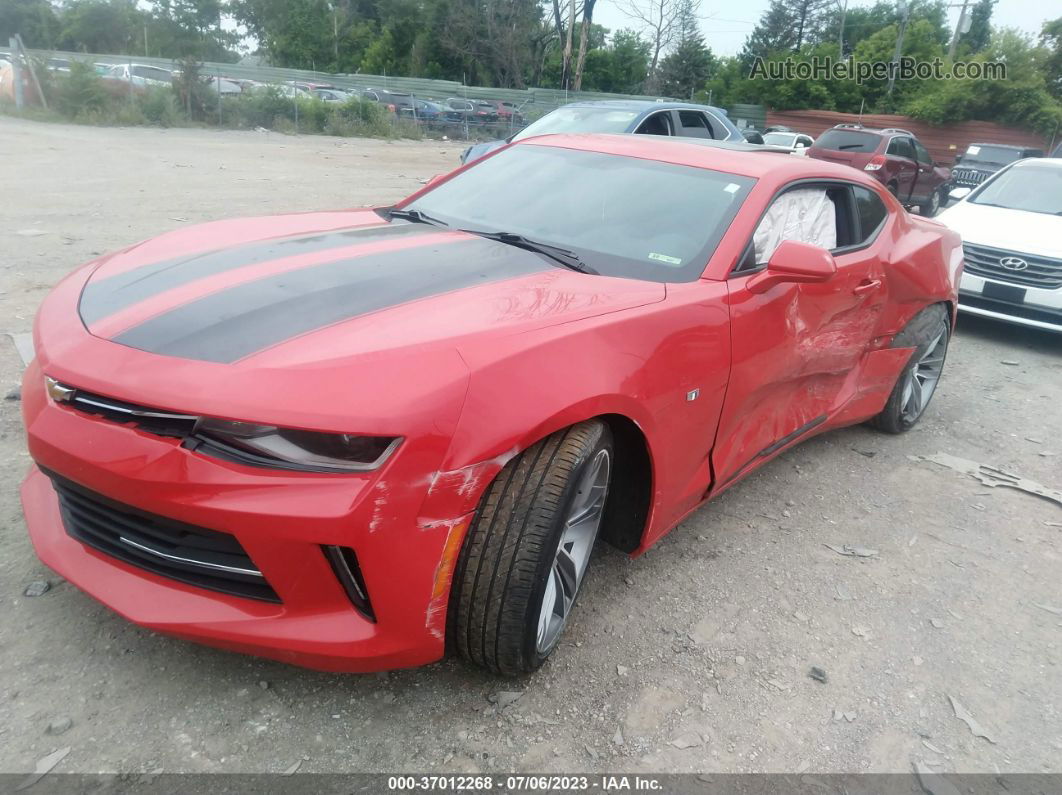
634,111,674,136
852,186,889,243
797,135,813,147
888,137,915,160
677,111,711,139
912,140,932,165
750,187,841,265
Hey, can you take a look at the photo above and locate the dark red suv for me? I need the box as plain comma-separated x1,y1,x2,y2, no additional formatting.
808,124,951,216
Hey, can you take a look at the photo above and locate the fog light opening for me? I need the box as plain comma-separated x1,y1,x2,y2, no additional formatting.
322,545,376,622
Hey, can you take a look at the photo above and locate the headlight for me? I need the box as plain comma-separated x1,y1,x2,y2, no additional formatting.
191,418,401,473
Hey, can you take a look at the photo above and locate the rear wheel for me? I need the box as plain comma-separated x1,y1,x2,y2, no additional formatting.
448,421,613,675
870,304,950,434
919,188,942,217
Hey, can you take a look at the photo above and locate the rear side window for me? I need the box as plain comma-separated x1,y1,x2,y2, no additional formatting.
677,111,711,139
853,186,888,242
886,137,916,159
814,130,880,153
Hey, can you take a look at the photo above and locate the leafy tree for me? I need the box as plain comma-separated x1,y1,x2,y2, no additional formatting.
657,0,712,98
57,0,141,54
905,28,1062,136
1040,15,1062,100
960,0,995,55
740,0,832,67
0,0,61,49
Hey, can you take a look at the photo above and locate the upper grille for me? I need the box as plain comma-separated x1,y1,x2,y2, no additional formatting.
45,470,280,603
952,168,988,187
61,386,198,438
962,243,1062,289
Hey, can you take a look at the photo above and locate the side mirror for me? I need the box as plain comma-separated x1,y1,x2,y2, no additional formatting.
795,142,806,149
747,241,837,294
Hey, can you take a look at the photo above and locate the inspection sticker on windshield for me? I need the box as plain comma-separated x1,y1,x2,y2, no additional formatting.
724,183,741,194
648,252,682,265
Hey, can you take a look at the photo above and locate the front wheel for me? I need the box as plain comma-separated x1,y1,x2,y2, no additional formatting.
870,304,950,434
448,421,613,675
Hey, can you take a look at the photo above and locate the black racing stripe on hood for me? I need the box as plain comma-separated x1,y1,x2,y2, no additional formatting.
111,237,550,363
80,222,430,327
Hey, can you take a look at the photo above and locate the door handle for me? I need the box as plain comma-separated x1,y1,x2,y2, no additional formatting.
853,279,881,295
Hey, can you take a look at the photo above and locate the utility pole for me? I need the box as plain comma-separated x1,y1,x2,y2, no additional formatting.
885,0,910,107
948,0,971,59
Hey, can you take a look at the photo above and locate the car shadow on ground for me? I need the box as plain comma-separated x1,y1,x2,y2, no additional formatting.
953,312,1061,356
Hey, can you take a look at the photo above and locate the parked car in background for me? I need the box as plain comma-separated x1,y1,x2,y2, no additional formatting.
936,157,1062,333
362,89,415,114
949,143,1043,195
762,130,815,155
313,88,352,102
807,124,950,215
446,98,498,124
398,99,449,124
20,134,960,676
104,63,173,88
46,58,72,73
741,129,765,144
460,100,744,163
485,99,525,125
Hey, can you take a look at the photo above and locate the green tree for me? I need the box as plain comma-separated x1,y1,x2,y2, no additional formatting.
657,0,712,98
960,0,995,55
58,0,142,54
905,28,1062,136
0,0,61,49
1041,16,1062,101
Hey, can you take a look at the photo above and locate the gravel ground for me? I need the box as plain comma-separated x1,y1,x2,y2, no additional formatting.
1,117,1060,778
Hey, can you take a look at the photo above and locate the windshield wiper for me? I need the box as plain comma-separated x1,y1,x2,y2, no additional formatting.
379,207,449,227
460,229,598,274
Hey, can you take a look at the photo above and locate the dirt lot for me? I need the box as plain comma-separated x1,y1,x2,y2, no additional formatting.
1,117,1060,778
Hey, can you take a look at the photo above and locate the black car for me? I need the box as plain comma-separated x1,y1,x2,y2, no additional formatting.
950,143,1043,192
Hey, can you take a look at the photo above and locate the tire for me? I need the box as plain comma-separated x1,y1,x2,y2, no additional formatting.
870,304,950,434
448,421,613,675
918,188,942,217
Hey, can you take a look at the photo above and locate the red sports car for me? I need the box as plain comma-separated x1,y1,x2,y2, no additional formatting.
20,134,962,675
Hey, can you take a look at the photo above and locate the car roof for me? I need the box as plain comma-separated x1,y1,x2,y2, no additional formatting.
515,133,886,184
965,142,1033,150
1008,157,1062,169
558,99,730,115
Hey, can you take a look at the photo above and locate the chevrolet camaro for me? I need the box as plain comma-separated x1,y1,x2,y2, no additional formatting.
20,134,962,675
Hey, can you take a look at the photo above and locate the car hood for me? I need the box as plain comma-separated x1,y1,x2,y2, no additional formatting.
936,201,1062,259
73,210,666,367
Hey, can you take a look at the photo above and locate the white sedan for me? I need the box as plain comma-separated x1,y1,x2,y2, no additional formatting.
936,158,1062,333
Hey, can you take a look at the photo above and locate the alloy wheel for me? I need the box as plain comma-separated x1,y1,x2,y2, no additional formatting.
535,448,610,654
899,325,947,423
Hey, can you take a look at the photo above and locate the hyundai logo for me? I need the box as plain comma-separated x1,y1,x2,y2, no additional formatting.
999,257,1029,271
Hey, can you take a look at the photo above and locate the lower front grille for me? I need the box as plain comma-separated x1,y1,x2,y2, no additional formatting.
959,293,1062,326
962,243,1062,289
45,470,280,603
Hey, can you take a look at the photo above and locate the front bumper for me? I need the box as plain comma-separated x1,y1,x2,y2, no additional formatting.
958,272,1062,333
20,360,476,672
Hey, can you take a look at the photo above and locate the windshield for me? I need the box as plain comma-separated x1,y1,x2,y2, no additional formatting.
814,130,879,152
513,107,639,142
763,132,797,147
404,145,755,282
961,145,1025,165
970,164,1062,215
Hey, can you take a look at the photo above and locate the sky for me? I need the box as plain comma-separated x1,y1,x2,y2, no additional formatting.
592,0,1058,57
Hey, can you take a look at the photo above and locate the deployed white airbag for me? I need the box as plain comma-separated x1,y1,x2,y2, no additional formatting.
753,188,837,263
